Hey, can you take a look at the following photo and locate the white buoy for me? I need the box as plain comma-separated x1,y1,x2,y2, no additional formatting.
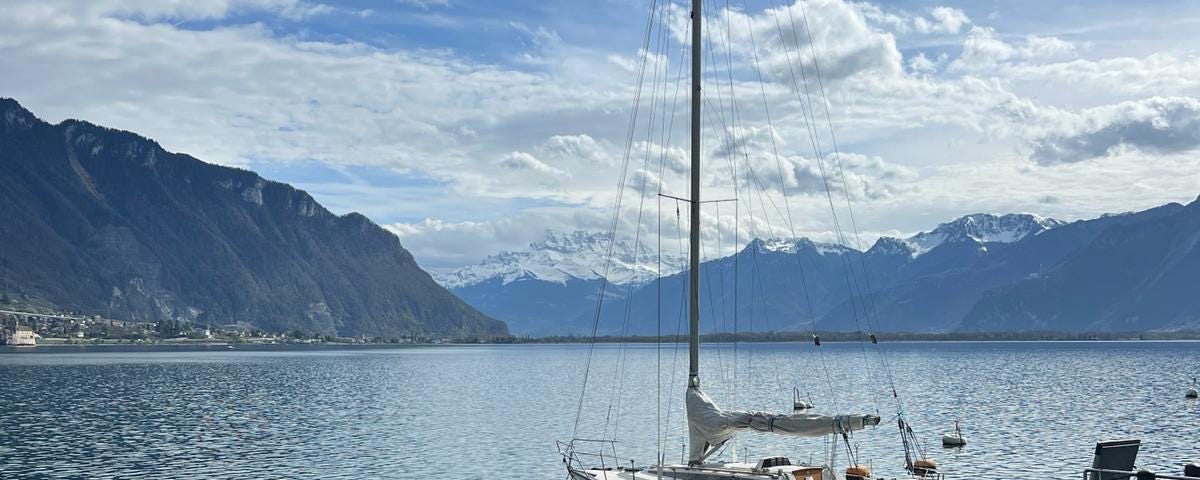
942,432,967,447
942,421,966,447
1188,378,1199,399
792,387,814,411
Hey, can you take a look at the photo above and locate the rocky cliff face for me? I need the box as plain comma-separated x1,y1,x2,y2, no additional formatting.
0,98,506,338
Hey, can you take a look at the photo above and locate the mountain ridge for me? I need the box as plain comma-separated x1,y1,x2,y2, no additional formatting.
445,204,1200,335
0,98,506,338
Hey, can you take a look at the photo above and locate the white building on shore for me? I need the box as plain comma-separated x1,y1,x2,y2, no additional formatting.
6,325,38,346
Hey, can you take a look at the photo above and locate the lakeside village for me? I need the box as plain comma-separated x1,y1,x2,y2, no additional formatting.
0,310,471,347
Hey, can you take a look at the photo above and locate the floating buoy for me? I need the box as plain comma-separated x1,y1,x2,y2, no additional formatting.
1187,388,1198,399
942,432,966,446
792,387,814,411
942,421,966,446
845,465,871,480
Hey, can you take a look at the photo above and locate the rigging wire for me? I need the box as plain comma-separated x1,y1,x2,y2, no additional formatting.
796,0,902,403
765,0,882,417
571,0,661,441
608,0,677,445
700,1,842,419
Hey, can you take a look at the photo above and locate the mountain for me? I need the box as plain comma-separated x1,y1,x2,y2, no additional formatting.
514,213,1070,335
447,204,1200,334
963,201,1200,331
584,237,879,336
437,231,683,335
437,230,682,288
904,213,1065,257
827,209,1175,331
0,98,505,338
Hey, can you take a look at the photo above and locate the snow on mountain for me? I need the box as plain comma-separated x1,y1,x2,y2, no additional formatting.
750,237,855,256
865,236,915,257
439,215,1065,289
904,213,1066,257
436,231,685,289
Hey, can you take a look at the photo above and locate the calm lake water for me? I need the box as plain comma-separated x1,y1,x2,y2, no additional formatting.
1,342,1197,479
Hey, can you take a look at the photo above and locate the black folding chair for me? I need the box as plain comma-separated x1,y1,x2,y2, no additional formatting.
1090,439,1141,480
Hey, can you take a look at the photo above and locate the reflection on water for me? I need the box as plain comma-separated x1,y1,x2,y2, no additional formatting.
0,342,1197,479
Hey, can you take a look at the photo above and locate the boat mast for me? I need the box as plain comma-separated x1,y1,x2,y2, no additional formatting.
688,0,701,389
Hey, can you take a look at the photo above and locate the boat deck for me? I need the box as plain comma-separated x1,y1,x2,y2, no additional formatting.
579,461,827,480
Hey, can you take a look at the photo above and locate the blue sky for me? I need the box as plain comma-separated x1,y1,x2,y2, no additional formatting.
3,0,1200,271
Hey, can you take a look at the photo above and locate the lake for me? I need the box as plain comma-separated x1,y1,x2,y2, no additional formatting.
1,342,1197,479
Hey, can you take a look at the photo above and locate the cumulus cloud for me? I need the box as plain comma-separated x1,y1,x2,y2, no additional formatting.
387,215,562,271
907,52,939,73
790,152,918,200
858,4,970,35
950,27,1077,72
497,151,569,178
914,6,971,34
687,0,904,86
1029,96,1200,165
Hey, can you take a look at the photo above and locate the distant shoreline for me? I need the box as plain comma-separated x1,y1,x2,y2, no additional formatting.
0,342,438,354
503,330,1200,344
4,330,1200,353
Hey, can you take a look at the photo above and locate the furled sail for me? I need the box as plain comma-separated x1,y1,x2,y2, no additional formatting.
686,386,880,463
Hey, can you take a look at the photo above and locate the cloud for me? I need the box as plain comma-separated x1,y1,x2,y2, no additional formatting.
858,4,970,35
907,52,939,73
510,21,562,47
543,134,608,165
684,0,904,86
387,216,554,271
1002,53,1200,99
396,0,450,10
101,0,335,22
497,151,569,178
790,152,917,200
627,168,666,196
0,0,636,204
950,27,1077,72
914,6,970,34
1029,96,1200,165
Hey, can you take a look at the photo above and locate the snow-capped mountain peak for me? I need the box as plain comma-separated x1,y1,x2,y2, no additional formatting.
436,230,684,289
866,236,915,257
749,237,854,256
904,213,1065,257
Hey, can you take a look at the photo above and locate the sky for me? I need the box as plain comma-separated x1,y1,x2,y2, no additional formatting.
3,0,1200,272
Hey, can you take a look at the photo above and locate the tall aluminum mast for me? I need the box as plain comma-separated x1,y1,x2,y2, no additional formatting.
688,0,701,389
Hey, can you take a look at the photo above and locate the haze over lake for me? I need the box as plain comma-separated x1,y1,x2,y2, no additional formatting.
2,342,1197,479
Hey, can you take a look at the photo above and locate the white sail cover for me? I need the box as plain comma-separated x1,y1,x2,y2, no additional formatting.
687,387,875,463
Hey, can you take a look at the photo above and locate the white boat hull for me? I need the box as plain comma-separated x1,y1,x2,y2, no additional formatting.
574,462,829,480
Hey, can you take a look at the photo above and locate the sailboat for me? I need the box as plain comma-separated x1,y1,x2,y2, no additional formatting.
557,2,1200,479
557,1,891,478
